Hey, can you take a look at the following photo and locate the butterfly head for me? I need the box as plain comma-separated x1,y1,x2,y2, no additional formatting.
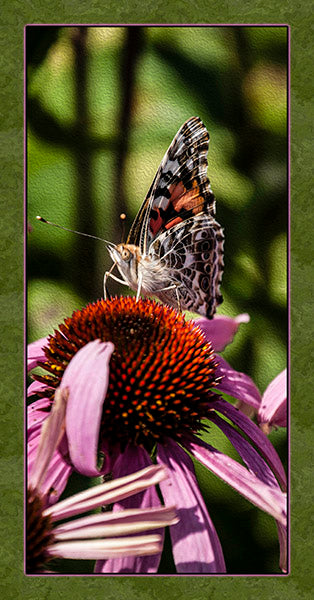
107,242,139,263
107,243,140,289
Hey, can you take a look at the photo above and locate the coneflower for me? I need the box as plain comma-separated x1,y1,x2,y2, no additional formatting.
28,297,287,573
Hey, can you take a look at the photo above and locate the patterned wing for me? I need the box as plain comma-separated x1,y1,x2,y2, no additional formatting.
127,116,216,255
149,214,224,318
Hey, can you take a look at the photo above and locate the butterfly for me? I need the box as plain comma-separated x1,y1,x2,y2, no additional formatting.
105,116,224,318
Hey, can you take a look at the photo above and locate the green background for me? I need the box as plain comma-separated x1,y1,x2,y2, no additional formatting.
26,24,287,575
0,0,313,597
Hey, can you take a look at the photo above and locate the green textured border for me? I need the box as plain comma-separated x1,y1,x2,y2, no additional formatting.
1,2,313,598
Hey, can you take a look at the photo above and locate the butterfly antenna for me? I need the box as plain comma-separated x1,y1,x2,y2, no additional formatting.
36,216,114,247
119,213,127,243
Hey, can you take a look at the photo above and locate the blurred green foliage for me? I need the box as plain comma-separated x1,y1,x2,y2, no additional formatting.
27,25,287,574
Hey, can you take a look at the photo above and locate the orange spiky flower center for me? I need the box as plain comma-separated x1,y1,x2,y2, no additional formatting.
32,297,218,451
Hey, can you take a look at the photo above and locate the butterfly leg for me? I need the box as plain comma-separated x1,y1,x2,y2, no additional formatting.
154,283,182,312
175,285,182,313
104,267,129,299
104,263,117,299
136,273,143,302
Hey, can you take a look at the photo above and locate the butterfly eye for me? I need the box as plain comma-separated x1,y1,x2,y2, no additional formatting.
121,248,131,261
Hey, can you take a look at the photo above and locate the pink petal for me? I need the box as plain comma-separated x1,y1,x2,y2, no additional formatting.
28,434,72,506
49,535,163,560
210,412,278,488
53,505,178,539
28,397,52,430
29,387,68,492
27,397,72,505
195,313,250,352
183,435,286,525
215,355,261,410
96,445,163,574
210,397,287,490
46,462,166,521
258,369,287,430
209,412,287,571
27,337,49,371
157,439,226,573
276,520,288,573
27,380,53,397
27,409,46,455
36,452,72,507
62,339,114,477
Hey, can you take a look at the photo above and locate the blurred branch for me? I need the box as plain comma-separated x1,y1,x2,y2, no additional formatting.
27,97,116,151
70,27,98,300
26,26,61,68
104,26,145,298
115,26,145,226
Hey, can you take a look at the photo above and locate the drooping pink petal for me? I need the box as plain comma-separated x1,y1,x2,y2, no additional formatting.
53,505,178,540
210,412,279,488
27,438,72,506
276,520,288,573
183,435,286,526
28,397,52,431
29,387,68,492
46,462,166,521
96,445,163,574
210,397,287,490
157,439,226,573
27,397,72,504
33,450,73,507
209,412,287,572
195,313,250,352
27,337,49,371
45,463,173,568
214,355,262,411
258,369,287,431
61,339,114,477
49,535,163,561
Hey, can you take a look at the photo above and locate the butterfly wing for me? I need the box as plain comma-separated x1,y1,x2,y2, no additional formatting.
127,116,217,255
149,213,224,318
